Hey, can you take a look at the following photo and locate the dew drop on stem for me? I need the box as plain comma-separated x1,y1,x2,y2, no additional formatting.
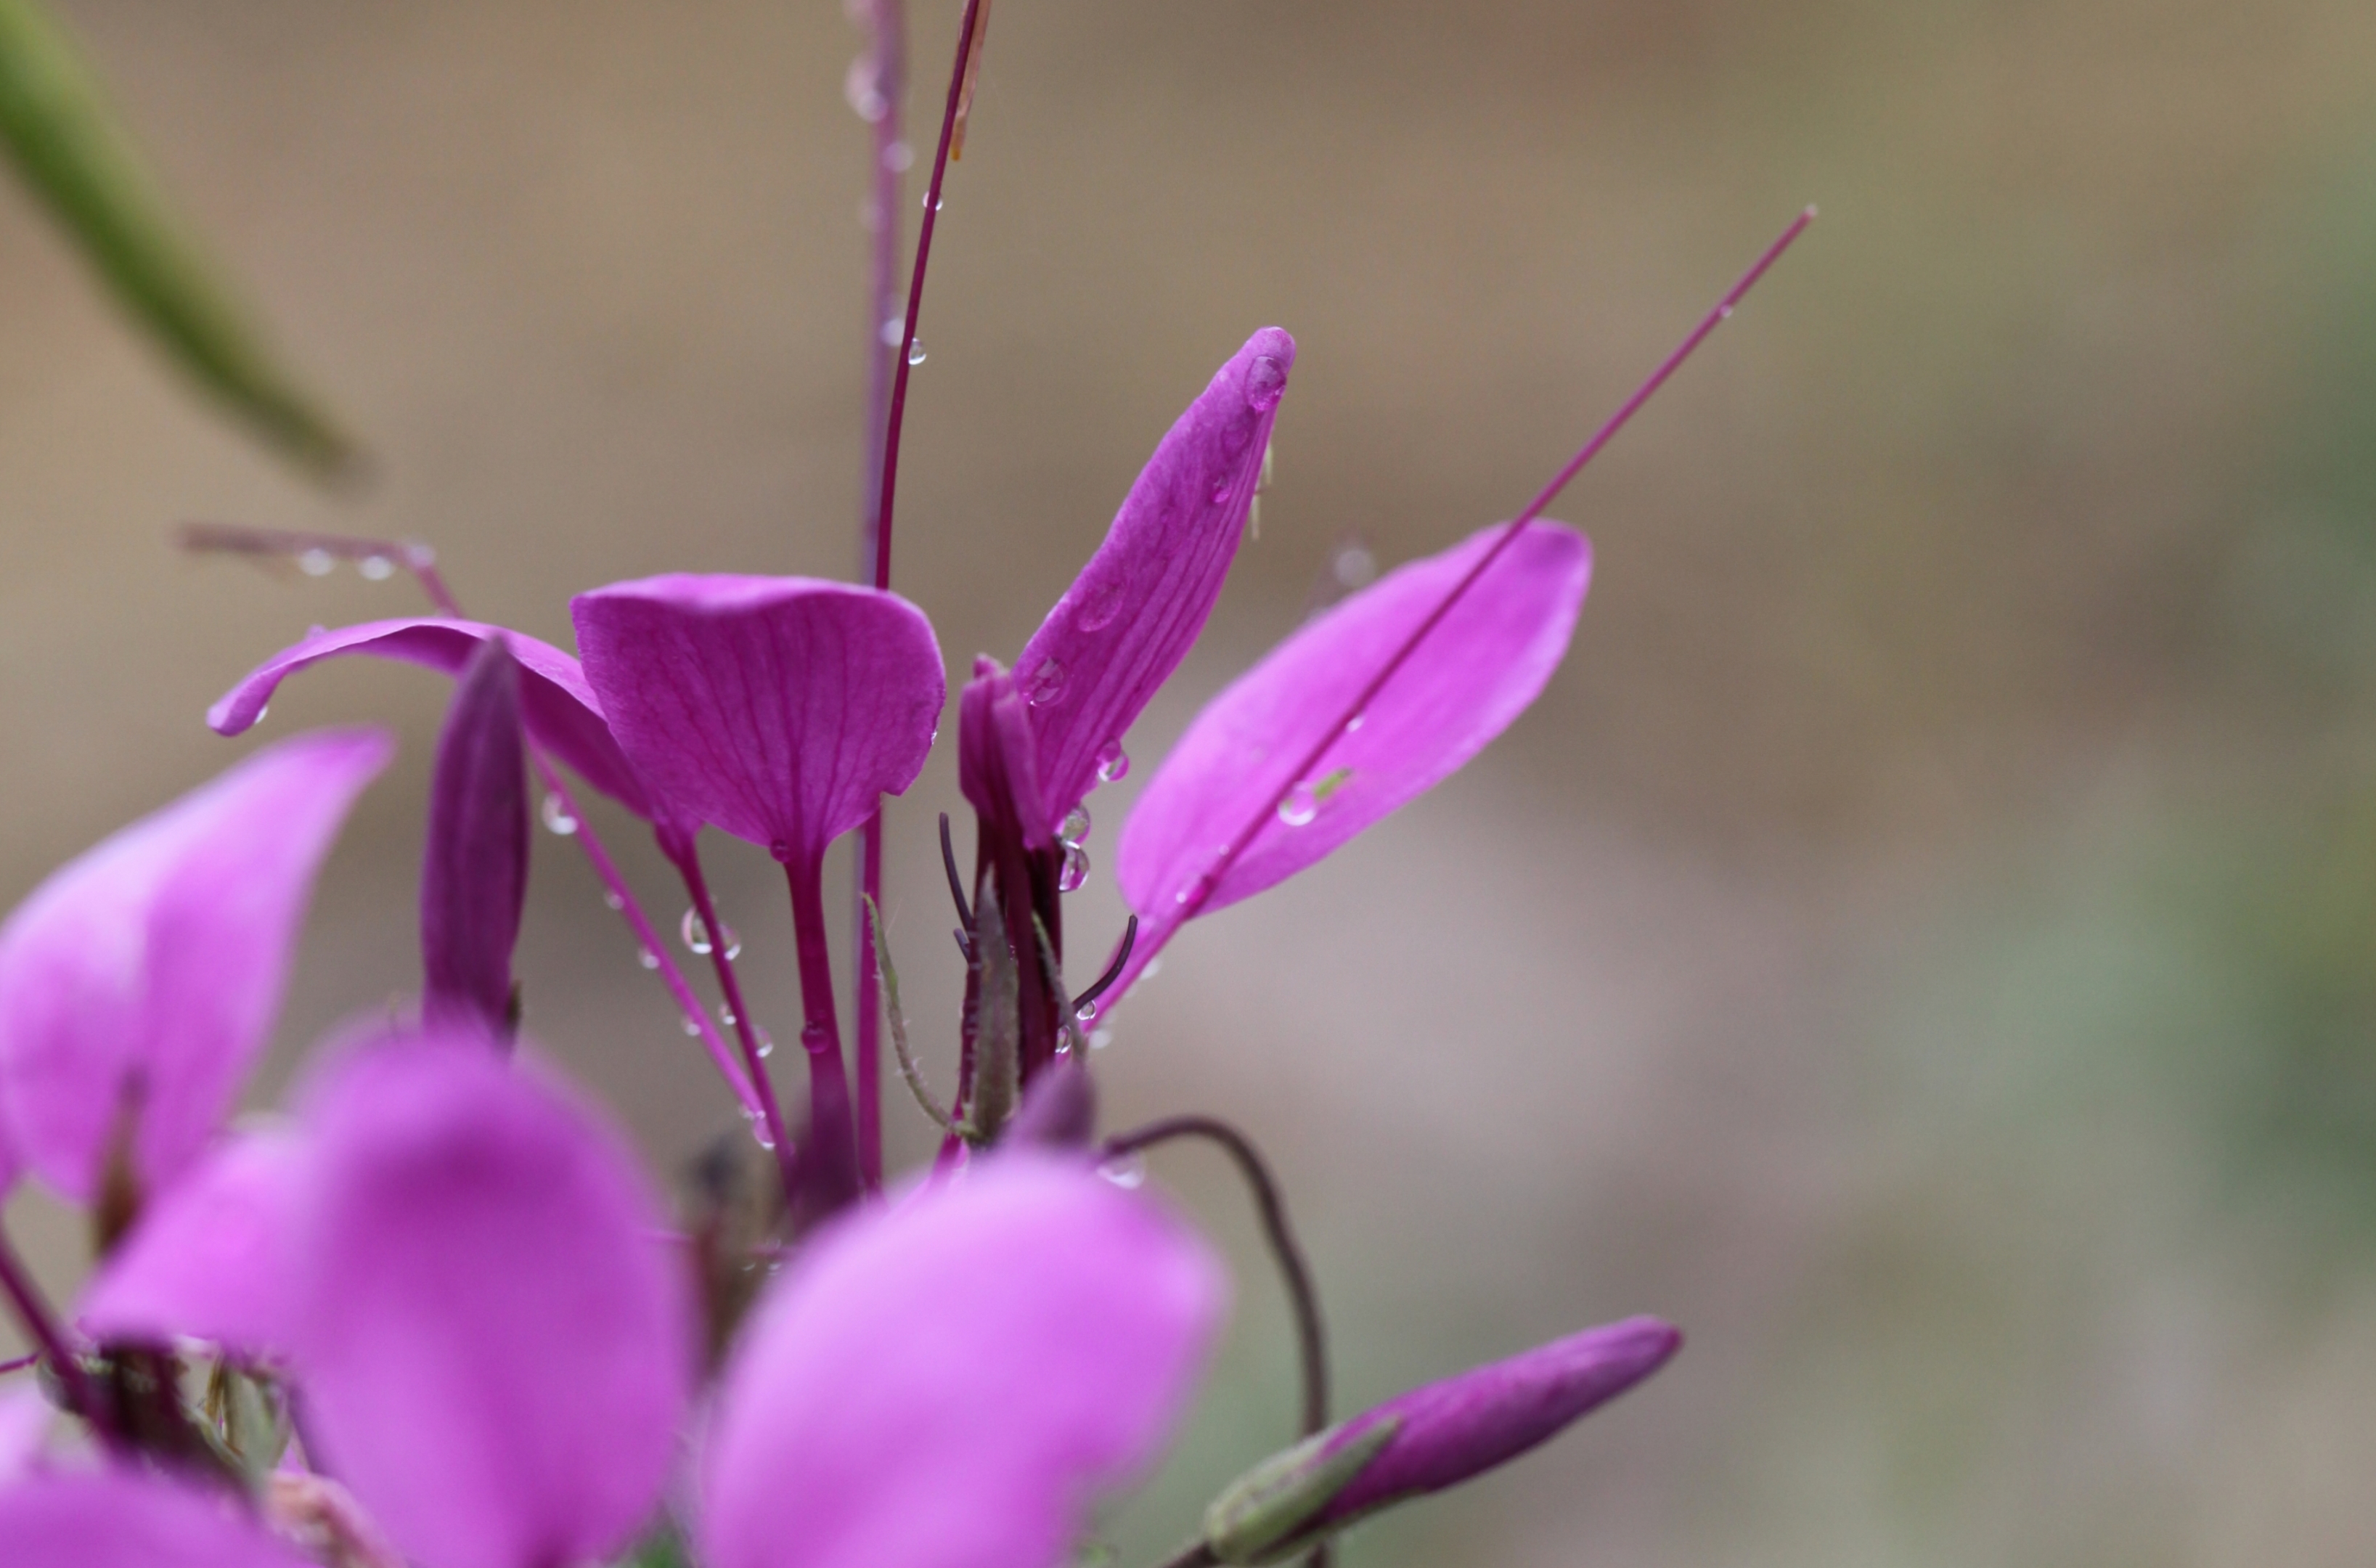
540,793,579,836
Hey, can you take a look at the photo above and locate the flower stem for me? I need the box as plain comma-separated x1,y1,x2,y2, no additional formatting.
1151,207,1818,954
670,838,799,1209
0,1225,121,1451
1103,1115,1330,1440
783,851,860,1220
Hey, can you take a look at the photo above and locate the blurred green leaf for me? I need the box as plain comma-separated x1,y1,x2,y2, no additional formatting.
0,0,357,478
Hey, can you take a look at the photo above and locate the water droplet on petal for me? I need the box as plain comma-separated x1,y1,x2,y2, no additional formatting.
637,947,661,971
603,891,625,912
1277,783,1319,827
681,1017,703,1037
1344,713,1366,732
718,1005,737,1028
1141,957,1163,980
540,793,579,836
297,549,335,577
1095,739,1130,783
1058,805,1091,847
1077,998,1100,1024
680,907,741,960
358,554,395,581
1026,658,1066,708
1209,478,1232,505
1243,354,1288,412
253,704,269,724
1098,1153,1146,1189
754,1030,775,1059
1717,302,1735,320
746,1108,777,1150
1058,843,1090,893
907,340,927,366
881,318,904,347
1076,579,1124,632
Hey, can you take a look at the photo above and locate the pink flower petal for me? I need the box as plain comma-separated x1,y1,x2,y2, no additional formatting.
287,1037,693,1568
1015,328,1294,833
572,576,944,864
419,640,528,1038
209,618,653,820
0,1469,311,1568
1115,522,1590,992
701,1153,1227,1568
78,1129,303,1356
0,730,391,1200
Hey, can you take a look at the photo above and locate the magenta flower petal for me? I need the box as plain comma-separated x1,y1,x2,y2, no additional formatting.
285,1036,693,1568
0,1389,47,1482
1015,327,1294,833
420,640,528,1039
0,1470,311,1568
571,575,944,862
210,618,653,820
701,1153,1227,1568
1116,522,1590,984
0,730,391,1200
78,1129,302,1355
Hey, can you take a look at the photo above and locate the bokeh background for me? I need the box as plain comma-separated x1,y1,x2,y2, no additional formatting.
8,0,2376,1562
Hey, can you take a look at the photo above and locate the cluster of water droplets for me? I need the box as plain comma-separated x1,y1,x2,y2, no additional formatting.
296,550,396,581
1056,804,1092,893
679,907,743,961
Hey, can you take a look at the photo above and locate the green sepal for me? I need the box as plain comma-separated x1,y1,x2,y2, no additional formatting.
0,0,358,476
1201,1415,1399,1566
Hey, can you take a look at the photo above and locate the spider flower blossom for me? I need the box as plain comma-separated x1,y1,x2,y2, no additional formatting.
0,727,390,1202
418,637,529,1040
70,1035,1221,1568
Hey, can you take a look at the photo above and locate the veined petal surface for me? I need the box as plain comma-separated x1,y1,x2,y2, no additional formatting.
209,618,652,819
0,729,390,1199
287,1037,693,1568
0,1470,310,1568
1116,522,1590,991
701,1153,1226,1568
1016,327,1294,833
573,575,944,863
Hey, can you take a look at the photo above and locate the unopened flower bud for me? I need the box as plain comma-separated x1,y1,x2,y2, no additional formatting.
1202,1315,1681,1564
420,637,528,1042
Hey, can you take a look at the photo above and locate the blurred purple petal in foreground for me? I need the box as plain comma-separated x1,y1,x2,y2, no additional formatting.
0,728,390,1200
0,1470,311,1568
287,1036,693,1568
701,1153,1227,1568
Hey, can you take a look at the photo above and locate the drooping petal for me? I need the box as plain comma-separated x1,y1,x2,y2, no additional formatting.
1202,1316,1680,1565
0,729,391,1200
209,618,653,819
420,639,528,1039
1115,522,1590,992
701,1153,1226,1568
285,1036,693,1568
572,576,944,864
1016,327,1294,833
0,1469,311,1568
78,1128,303,1356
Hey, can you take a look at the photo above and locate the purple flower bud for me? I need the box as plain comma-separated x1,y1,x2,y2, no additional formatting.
1204,1315,1681,1564
420,637,528,1040
1004,1055,1097,1148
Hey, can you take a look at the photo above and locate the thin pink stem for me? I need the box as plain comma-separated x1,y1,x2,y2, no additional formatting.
873,0,980,591
852,814,885,1189
0,1228,121,1451
669,839,798,1205
531,760,762,1117
858,0,907,558
784,852,860,1217
1159,207,1816,936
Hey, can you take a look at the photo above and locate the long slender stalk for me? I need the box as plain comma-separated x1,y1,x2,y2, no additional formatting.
783,852,859,1219
0,1227,120,1451
671,839,798,1207
1150,208,1818,954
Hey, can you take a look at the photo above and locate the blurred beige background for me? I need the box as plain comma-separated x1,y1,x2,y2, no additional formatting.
9,0,2376,1563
